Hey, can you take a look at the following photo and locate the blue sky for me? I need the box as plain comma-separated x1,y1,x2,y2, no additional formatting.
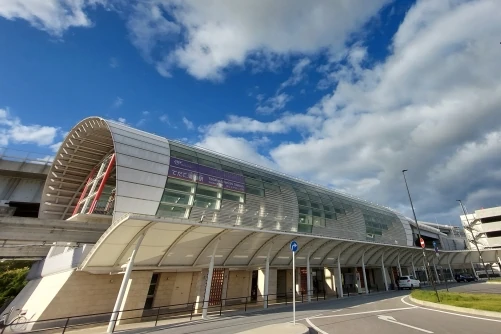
1,0,501,224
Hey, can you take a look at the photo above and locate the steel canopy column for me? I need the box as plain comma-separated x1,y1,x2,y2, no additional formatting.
263,246,271,309
470,259,476,278
448,253,454,281
107,233,145,334
381,252,388,291
307,252,312,302
397,253,402,277
411,256,417,279
362,252,368,295
202,239,220,319
337,255,343,298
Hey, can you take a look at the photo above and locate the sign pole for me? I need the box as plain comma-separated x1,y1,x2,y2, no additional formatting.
292,249,295,325
290,240,298,325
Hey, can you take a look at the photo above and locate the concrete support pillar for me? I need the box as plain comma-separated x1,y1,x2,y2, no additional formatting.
107,233,145,333
381,253,388,291
411,259,417,279
323,267,336,296
337,256,343,298
202,239,219,319
470,260,476,278
422,258,429,282
306,253,311,302
397,254,402,277
264,249,270,308
362,253,368,295
449,263,454,280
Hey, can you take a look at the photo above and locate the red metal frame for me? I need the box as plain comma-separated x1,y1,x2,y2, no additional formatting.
72,167,97,216
88,154,116,214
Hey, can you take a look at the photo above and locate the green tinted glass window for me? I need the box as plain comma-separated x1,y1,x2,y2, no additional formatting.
170,150,197,162
298,199,310,207
324,212,336,220
196,186,220,198
161,191,191,205
157,204,188,218
312,210,323,218
310,202,322,209
222,190,245,202
298,224,312,233
193,195,219,209
299,207,310,215
166,179,194,193
246,186,264,196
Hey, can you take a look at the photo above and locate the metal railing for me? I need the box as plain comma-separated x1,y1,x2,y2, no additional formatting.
0,148,53,166
0,289,357,334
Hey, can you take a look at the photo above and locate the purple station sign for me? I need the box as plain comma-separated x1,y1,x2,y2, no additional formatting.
169,157,245,192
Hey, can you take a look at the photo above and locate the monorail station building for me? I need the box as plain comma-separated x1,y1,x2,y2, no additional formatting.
5,117,500,330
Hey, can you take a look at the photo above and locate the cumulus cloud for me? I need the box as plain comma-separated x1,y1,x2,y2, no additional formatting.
198,0,501,223
0,0,106,36
126,0,390,80
0,108,59,147
256,93,291,114
182,117,194,130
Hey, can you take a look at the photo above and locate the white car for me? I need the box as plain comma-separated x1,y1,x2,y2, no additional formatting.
398,275,420,289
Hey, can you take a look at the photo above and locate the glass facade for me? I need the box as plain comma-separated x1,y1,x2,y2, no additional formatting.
155,142,405,244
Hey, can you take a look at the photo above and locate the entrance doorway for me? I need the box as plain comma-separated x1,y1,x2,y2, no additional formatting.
277,269,287,299
209,268,225,306
250,270,258,302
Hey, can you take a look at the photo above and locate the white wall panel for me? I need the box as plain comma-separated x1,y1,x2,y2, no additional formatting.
116,154,168,176
116,180,164,202
114,196,159,215
107,121,170,147
116,166,167,188
114,142,170,165
112,134,170,155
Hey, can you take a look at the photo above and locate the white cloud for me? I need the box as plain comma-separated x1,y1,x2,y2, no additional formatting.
0,108,59,147
117,117,126,123
182,117,194,130
50,141,62,152
256,93,291,114
279,58,311,90
198,0,501,222
112,97,123,108
127,0,390,80
0,0,106,36
159,114,170,124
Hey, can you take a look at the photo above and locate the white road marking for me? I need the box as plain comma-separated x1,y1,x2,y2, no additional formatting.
332,309,342,313
401,296,501,323
365,301,375,305
306,318,329,334
309,306,416,320
377,315,434,333
290,313,323,322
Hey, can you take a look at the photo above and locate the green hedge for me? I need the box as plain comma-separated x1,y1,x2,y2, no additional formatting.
0,261,32,306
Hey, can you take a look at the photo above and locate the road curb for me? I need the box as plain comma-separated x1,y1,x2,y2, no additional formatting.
409,296,501,319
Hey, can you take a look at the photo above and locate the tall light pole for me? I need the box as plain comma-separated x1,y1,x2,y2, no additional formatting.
457,200,490,280
402,170,440,301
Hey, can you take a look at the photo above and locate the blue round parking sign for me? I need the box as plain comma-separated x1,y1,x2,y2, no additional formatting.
290,240,298,252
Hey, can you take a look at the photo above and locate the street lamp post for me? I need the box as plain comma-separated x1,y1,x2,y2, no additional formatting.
457,200,490,280
402,170,440,301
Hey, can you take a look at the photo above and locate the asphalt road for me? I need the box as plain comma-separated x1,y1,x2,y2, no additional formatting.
118,283,501,334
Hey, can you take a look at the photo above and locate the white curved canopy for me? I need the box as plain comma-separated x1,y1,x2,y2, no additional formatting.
79,214,499,273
